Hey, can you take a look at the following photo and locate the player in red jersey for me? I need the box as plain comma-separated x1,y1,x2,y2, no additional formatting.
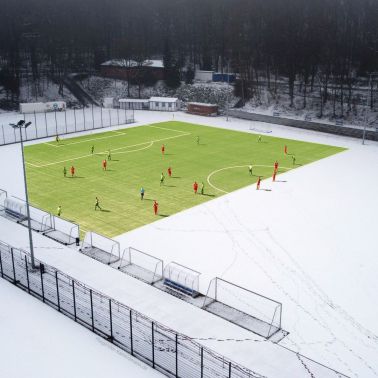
256,176,261,190
161,144,165,155
167,167,172,177
193,181,198,194
70,165,75,177
274,160,279,172
272,170,277,182
153,200,159,215
284,145,287,155
102,159,107,171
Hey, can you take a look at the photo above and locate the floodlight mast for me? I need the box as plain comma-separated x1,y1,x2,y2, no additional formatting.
9,120,36,269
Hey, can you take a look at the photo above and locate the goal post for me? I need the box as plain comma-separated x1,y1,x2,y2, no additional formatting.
80,231,120,265
117,247,163,284
203,277,282,338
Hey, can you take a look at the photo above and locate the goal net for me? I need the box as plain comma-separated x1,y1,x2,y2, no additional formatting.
203,277,282,338
80,231,120,265
117,247,163,284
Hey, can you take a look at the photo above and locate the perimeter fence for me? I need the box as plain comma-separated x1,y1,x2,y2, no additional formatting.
0,106,134,146
0,240,264,378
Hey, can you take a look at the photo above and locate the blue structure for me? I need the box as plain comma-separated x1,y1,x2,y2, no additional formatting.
212,72,236,83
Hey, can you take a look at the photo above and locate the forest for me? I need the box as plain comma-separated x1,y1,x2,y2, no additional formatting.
0,0,377,114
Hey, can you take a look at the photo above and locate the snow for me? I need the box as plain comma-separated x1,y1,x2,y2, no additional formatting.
1,110,378,377
0,279,163,378
149,97,179,103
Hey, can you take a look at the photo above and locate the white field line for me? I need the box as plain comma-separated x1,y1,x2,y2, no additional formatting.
44,131,129,148
113,141,154,155
27,132,191,168
44,142,61,148
207,164,292,194
43,124,182,148
25,161,41,168
147,125,188,134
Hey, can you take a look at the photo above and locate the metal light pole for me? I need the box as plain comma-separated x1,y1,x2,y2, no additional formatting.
10,120,36,269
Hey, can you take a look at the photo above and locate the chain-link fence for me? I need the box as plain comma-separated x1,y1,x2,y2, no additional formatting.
0,240,264,378
0,106,134,146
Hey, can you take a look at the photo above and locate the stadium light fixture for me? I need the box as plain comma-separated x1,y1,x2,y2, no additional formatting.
9,120,36,269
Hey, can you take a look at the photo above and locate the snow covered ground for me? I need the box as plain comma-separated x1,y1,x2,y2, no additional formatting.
0,279,164,378
1,110,378,377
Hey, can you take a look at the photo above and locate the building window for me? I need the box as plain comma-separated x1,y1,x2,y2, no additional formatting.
155,102,159,107
168,103,172,108
162,102,165,107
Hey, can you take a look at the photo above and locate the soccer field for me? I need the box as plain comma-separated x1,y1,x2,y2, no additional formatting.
24,121,345,237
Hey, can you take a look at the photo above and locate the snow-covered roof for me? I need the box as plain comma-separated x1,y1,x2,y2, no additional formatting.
188,102,218,107
101,59,164,68
119,98,149,103
150,97,178,103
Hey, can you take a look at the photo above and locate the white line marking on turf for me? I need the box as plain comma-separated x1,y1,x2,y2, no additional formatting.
147,125,188,134
45,131,129,148
113,141,154,155
29,132,191,168
207,165,292,194
44,142,62,148
25,161,41,168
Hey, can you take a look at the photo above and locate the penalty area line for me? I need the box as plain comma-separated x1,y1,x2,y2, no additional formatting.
29,132,191,168
207,164,292,194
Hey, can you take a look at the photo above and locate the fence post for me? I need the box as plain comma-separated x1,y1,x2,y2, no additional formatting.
201,347,204,378
0,246,3,278
1,124,5,145
72,280,77,321
117,107,120,125
64,110,68,134
83,107,86,130
109,108,111,126
229,361,232,378
25,255,30,293
74,108,77,132
130,309,134,355
55,271,60,311
54,110,58,135
90,289,95,331
40,263,45,302
34,111,38,138
175,333,178,377
152,322,155,368
101,107,103,128
44,111,48,136
10,247,16,283
109,299,113,341
92,104,95,129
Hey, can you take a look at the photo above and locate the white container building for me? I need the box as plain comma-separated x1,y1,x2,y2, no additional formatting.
149,97,180,112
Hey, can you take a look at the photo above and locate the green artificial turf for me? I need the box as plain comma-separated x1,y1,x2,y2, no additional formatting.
24,121,345,237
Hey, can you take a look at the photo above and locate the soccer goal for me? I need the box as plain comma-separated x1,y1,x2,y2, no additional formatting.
117,247,163,284
80,231,120,265
9,198,54,233
202,277,282,338
44,215,79,245
163,262,201,297
0,189,7,209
